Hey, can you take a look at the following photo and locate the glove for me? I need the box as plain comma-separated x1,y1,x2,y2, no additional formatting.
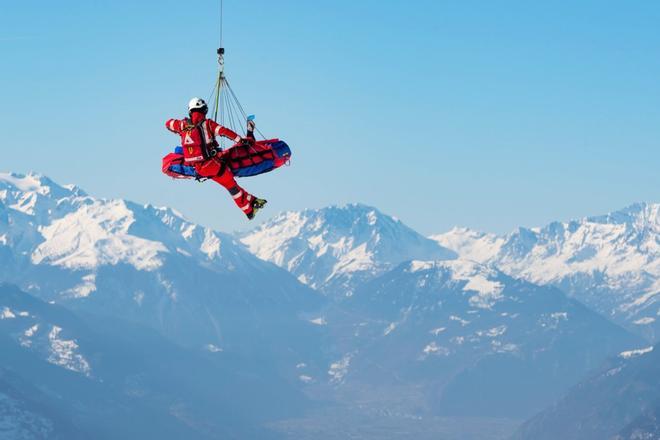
239,137,255,146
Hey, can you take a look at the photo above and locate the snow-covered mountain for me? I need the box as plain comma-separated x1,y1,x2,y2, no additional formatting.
432,203,660,338
240,204,456,295
2,171,655,438
312,259,641,419
0,172,328,377
0,172,255,274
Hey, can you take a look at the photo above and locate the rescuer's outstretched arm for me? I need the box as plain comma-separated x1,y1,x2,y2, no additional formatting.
165,119,183,134
208,120,242,143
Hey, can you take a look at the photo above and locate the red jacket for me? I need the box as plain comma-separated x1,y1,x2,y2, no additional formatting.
165,112,241,163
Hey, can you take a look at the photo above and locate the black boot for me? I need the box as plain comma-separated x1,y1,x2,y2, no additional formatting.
246,197,267,220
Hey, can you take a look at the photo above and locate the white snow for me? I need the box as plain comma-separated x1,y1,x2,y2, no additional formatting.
444,260,503,297
623,289,660,311
240,204,454,291
0,307,16,319
9,192,38,215
47,326,91,376
619,346,654,359
451,336,465,345
176,247,192,257
384,322,397,335
0,172,53,193
420,342,451,359
633,317,655,325
205,344,223,353
0,173,258,288
550,312,569,321
20,324,39,347
32,200,167,270
477,325,507,338
449,315,470,326
24,324,39,337
328,354,352,384
63,273,97,298
200,229,222,259
409,261,435,272
431,227,505,262
328,242,375,279
409,260,504,309
431,203,660,326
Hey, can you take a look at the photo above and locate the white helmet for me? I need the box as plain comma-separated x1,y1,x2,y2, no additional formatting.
188,97,208,112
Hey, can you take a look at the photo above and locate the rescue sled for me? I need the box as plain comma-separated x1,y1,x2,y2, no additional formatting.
162,139,291,180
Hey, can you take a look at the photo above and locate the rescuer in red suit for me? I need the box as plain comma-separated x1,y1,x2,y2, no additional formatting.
165,98,266,219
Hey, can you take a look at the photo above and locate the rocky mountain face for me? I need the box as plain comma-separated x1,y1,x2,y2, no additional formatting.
0,172,328,375
240,204,456,296
432,203,660,339
2,171,656,439
311,260,642,419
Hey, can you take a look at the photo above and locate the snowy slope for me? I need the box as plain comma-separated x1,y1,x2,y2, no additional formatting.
431,227,505,263
0,172,327,375
240,204,456,295
0,172,256,274
432,203,660,337
1,171,653,434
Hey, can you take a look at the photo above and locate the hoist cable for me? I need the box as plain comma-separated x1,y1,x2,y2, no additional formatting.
219,0,224,48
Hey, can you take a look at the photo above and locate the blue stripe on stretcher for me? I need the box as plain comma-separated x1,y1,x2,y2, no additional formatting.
233,141,292,178
169,164,198,177
169,146,199,177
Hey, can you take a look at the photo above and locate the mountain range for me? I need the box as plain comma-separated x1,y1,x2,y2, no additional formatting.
240,204,456,296
240,200,659,339
313,259,641,419
432,203,659,339
1,171,658,439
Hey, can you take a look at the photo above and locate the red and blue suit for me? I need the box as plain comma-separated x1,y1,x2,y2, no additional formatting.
165,112,257,217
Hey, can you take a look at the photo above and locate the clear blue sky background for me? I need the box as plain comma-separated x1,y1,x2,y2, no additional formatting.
1,0,658,234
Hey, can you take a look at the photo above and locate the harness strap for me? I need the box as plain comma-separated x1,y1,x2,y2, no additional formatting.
182,118,220,160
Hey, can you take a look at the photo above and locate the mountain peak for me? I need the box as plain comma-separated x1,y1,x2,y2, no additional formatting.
431,202,660,338
241,205,455,293
586,202,659,227
0,172,271,277
0,171,86,200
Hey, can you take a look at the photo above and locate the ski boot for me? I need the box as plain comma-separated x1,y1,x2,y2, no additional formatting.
246,197,267,220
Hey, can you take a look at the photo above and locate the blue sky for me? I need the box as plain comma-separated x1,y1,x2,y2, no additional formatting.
1,0,658,234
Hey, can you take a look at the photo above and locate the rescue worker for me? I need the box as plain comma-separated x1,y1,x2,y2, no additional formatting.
165,98,267,219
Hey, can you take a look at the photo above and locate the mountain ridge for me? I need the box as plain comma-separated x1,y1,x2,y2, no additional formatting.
432,202,659,338
240,203,457,296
